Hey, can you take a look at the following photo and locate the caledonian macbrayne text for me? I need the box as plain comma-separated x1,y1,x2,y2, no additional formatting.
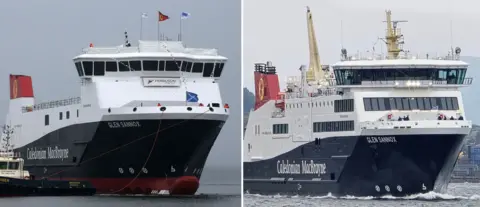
26,146,69,160
277,160,327,177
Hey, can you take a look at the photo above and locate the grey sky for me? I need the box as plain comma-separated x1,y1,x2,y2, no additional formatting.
0,0,240,169
244,0,480,90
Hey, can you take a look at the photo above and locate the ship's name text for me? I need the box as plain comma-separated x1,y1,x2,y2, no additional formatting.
107,121,141,128
366,136,397,144
277,160,326,177
27,146,69,160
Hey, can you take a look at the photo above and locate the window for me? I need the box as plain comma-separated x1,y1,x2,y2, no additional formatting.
272,124,288,134
0,162,6,170
159,61,165,71
59,112,63,120
77,109,79,117
364,98,372,111
165,61,180,71
333,68,468,85
430,97,438,109
409,98,418,110
118,61,130,72
452,97,459,110
192,63,203,73
402,98,410,110
129,60,141,71
75,62,84,76
446,97,453,110
364,97,460,111
388,98,396,110
424,97,431,110
143,60,158,71
417,98,425,110
45,115,49,125
105,61,117,72
93,61,105,76
378,98,386,111
213,63,225,77
334,99,354,112
313,120,355,132
181,61,190,71
203,63,214,77
439,97,447,110
186,62,192,72
8,162,19,170
371,98,379,111
395,98,403,109
82,61,93,76
66,111,70,119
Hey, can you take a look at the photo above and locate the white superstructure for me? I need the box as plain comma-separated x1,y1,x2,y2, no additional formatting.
5,36,230,150
243,9,472,162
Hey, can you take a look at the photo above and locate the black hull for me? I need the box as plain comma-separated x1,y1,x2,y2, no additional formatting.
0,176,95,196
244,134,465,197
14,119,225,195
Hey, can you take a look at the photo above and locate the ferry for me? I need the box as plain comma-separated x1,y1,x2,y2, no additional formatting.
3,31,230,195
243,8,472,197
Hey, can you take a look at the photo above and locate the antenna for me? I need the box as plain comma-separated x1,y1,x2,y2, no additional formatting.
450,20,454,56
124,29,131,47
382,10,407,59
340,20,344,48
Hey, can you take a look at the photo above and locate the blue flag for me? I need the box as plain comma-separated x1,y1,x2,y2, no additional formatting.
181,12,190,19
186,91,199,102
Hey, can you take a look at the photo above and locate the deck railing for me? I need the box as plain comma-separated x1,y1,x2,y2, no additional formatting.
21,97,81,113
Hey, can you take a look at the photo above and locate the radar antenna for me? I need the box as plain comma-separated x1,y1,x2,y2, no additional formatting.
305,6,327,86
124,29,131,47
382,10,407,59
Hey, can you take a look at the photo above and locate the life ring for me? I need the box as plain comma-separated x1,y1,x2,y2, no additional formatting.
387,114,392,119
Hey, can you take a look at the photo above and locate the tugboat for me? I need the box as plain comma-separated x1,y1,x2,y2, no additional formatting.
0,151,95,196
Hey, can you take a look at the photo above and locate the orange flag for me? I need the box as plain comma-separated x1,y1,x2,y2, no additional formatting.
158,11,169,22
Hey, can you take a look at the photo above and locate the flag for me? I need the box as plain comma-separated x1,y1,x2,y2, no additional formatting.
186,91,199,102
141,13,148,18
181,12,190,19
158,11,169,22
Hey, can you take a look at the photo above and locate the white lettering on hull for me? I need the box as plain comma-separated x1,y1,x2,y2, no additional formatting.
276,160,327,177
27,146,69,160
107,121,141,128
366,136,397,144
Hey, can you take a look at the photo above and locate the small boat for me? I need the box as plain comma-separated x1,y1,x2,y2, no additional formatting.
0,151,95,196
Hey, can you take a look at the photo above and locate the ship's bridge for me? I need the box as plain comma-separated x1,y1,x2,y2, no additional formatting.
330,58,472,88
72,40,227,79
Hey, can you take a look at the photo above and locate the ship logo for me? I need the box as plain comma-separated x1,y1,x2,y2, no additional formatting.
12,79,18,99
258,77,265,101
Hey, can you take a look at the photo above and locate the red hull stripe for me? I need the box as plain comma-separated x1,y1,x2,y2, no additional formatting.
48,176,199,195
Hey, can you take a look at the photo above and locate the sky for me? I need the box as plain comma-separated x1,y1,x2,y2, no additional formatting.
0,0,241,170
243,0,480,91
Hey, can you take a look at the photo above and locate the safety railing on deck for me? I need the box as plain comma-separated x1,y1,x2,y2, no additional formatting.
21,97,81,113
333,77,473,88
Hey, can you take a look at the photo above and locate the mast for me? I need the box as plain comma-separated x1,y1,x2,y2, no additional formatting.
384,10,407,59
305,7,326,85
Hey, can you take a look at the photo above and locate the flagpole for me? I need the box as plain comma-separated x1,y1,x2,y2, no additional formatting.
179,18,182,41
140,14,143,40
157,21,160,41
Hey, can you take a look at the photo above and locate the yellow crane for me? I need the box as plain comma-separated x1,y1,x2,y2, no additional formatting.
305,6,326,85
